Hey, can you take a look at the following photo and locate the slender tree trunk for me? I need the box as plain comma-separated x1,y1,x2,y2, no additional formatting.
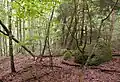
8,18,16,72
5,37,8,56
3,36,5,56
0,27,3,56
28,17,33,51
37,7,55,68
64,11,75,47
61,16,66,47
80,0,85,46
22,19,25,54
86,2,92,44
64,14,74,48
31,20,35,52
66,0,83,53
96,0,118,43
19,18,22,52
68,3,78,49
37,19,42,55
39,39,42,55
82,26,87,53
8,2,16,72
3,19,7,56
3,1,8,56
16,17,19,53
109,10,115,43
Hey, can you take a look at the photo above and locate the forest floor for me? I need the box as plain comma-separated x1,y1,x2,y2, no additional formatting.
0,53,120,82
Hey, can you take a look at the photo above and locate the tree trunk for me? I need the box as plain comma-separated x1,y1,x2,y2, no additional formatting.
64,15,74,47
19,18,22,52
61,16,66,47
86,2,92,44
80,0,85,46
0,27,3,56
16,17,19,53
8,4,16,72
31,20,35,52
22,19,25,54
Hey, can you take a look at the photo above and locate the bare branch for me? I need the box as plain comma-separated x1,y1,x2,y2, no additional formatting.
97,0,118,42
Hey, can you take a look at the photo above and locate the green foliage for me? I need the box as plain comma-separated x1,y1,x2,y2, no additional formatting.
63,50,72,60
0,4,6,21
0,0,116,65
12,0,61,19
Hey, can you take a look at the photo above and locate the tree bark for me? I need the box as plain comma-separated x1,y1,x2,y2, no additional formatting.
86,2,92,44
80,0,85,46
68,0,78,49
8,6,16,72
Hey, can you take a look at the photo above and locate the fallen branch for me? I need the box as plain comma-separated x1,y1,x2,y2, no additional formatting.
62,60,81,67
41,54,63,58
90,67,120,73
33,63,63,69
112,54,120,57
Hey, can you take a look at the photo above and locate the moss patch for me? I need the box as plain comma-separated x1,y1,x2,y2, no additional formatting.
63,50,72,60
74,53,88,65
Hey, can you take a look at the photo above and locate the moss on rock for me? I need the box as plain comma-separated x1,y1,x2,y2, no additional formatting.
74,53,88,64
63,50,72,60
73,41,112,66
88,41,112,66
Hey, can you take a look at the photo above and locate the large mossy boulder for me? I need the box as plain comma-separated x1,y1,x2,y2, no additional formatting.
88,41,112,66
74,41,112,66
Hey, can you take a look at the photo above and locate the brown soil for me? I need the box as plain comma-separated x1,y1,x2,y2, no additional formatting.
0,55,120,82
